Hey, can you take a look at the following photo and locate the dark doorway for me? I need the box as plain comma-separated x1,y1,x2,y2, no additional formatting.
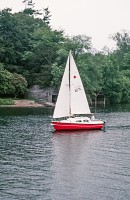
52,95,57,103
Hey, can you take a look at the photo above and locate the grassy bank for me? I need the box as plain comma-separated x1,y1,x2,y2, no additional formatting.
0,98,15,105
0,99,46,107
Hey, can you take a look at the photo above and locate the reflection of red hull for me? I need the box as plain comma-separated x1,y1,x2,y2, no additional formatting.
52,121,104,131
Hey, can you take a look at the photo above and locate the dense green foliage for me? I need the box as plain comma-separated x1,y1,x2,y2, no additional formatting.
0,98,14,105
0,64,27,97
0,7,130,103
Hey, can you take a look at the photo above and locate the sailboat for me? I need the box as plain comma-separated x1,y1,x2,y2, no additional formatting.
52,51,105,131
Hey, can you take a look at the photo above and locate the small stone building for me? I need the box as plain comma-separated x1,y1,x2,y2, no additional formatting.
27,85,58,103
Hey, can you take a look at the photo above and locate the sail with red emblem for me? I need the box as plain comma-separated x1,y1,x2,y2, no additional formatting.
53,51,90,118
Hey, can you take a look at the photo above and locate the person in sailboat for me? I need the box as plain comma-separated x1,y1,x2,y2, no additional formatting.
91,115,95,121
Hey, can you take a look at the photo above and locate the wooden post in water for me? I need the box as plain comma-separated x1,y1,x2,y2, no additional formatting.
95,95,97,114
104,97,106,108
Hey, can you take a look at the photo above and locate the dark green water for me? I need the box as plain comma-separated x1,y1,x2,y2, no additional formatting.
0,106,130,200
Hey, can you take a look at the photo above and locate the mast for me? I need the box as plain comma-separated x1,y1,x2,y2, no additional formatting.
69,51,71,117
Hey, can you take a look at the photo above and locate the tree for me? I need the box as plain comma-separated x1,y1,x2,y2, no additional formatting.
112,31,130,53
0,63,27,97
51,35,92,89
121,76,130,103
22,27,64,86
76,52,104,102
10,73,28,97
61,35,92,59
0,8,17,64
43,7,52,26
101,56,123,103
0,63,15,95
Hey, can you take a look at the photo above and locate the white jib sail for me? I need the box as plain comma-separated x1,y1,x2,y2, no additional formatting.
53,51,90,119
53,55,70,118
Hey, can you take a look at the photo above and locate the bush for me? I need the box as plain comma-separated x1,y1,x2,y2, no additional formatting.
0,98,14,105
0,64,28,98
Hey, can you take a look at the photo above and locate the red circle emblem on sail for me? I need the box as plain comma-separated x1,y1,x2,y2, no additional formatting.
74,76,76,78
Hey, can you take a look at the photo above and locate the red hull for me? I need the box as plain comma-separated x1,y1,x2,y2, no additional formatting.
52,121,104,131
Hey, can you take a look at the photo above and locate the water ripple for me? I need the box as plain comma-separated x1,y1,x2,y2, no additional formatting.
0,107,130,200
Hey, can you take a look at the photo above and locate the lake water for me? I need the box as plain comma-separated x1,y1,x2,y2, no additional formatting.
0,105,130,200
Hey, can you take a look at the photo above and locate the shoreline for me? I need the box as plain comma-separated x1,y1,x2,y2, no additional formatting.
0,100,48,108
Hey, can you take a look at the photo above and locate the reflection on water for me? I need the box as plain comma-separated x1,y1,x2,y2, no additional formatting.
0,106,130,200
51,129,130,200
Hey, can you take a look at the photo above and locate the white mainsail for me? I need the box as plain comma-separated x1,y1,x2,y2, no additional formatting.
53,51,90,118
70,52,90,115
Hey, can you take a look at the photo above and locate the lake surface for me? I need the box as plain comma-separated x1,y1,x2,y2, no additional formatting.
0,105,130,200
